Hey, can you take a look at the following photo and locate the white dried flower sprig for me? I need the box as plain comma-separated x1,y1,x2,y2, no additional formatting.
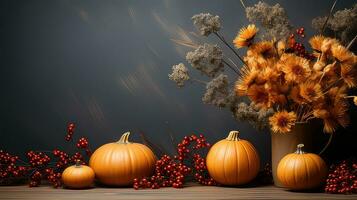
231,102,274,130
192,13,221,36
186,44,224,77
168,63,190,88
312,3,357,45
202,74,229,107
245,1,292,40
191,13,245,71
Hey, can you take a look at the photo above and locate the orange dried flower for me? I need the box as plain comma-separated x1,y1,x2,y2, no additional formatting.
290,86,306,105
280,54,311,83
235,67,259,96
321,38,339,54
341,64,357,88
299,82,323,102
247,40,276,61
233,24,258,48
309,35,325,52
331,44,354,64
269,111,297,134
322,105,349,133
247,84,271,109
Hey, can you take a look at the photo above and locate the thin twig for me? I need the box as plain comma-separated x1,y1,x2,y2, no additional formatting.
296,105,303,122
319,133,334,155
301,108,313,122
223,60,240,75
320,0,338,34
164,121,177,150
214,32,247,67
322,78,343,95
240,0,247,9
226,56,240,70
318,72,326,84
137,129,167,156
304,115,316,122
191,78,207,85
347,34,357,50
170,38,198,49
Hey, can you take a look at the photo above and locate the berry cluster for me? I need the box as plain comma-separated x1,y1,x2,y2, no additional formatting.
76,137,88,149
44,168,62,188
76,137,91,156
29,171,42,187
70,152,85,164
287,27,314,60
325,159,357,194
29,169,62,188
0,150,28,183
133,134,216,189
53,149,70,169
192,153,215,185
26,151,51,167
0,122,91,187
296,27,305,38
65,122,75,141
133,155,192,189
176,135,210,161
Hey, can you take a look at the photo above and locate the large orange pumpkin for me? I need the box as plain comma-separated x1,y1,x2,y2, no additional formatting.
62,161,95,189
206,130,260,185
89,132,156,186
277,144,327,190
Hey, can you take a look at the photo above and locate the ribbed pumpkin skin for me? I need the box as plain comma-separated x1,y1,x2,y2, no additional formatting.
206,131,260,185
89,135,156,186
277,146,327,190
62,164,95,189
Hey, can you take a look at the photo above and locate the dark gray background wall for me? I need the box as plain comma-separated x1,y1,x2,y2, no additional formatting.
0,0,356,164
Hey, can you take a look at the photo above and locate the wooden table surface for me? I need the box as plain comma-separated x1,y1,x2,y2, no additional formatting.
0,184,356,200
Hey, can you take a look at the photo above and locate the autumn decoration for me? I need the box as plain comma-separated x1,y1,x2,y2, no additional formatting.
89,132,157,186
62,160,95,189
206,131,260,185
277,144,327,190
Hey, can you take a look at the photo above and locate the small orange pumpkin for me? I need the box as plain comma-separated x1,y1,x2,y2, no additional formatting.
89,132,156,186
277,144,328,190
62,160,95,189
206,130,260,185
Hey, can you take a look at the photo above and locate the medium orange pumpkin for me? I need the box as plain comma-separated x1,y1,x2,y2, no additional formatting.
62,160,95,189
206,130,260,185
89,132,156,186
277,144,327,190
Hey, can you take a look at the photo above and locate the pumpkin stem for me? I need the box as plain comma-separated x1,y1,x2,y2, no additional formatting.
295,144,305,154
75,160,81,167
117,132,131,144
226,130,240,141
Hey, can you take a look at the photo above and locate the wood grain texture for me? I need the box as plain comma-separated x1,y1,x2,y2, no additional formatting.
0,184,356,200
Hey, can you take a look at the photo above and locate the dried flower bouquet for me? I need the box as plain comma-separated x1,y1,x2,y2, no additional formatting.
169,1,357,134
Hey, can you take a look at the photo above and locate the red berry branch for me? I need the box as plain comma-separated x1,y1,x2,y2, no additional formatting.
287,27,314,60
325,159,357,194
0,122,91,187
133,134,217,189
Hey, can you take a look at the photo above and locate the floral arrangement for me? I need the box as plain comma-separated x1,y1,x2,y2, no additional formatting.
235,27,357,134
169,1,357,134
